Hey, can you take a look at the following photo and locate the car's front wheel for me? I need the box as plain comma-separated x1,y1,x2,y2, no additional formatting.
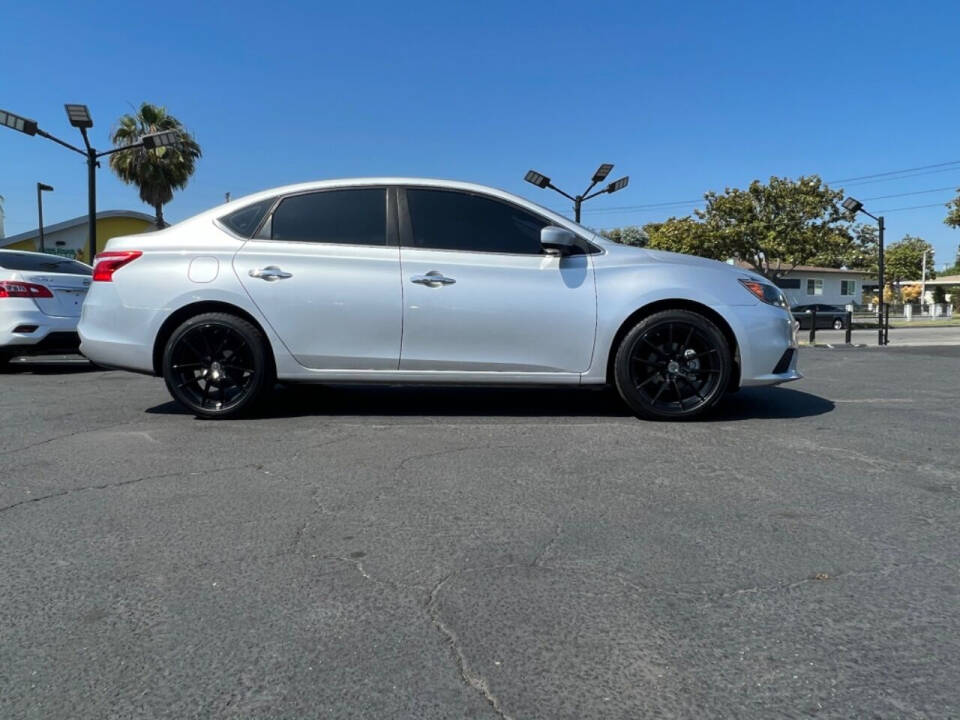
162,312,274,419
614,310,732,420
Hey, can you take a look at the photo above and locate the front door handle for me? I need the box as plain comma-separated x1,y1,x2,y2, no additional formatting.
249,266,293,281
411,271,455,286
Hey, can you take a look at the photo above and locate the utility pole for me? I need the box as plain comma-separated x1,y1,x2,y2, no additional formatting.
878,215,885,346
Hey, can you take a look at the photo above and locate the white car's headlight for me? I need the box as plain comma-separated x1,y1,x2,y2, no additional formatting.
739,279,788,308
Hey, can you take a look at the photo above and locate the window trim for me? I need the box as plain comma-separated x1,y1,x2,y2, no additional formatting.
397,186,600,256
223,187,395,248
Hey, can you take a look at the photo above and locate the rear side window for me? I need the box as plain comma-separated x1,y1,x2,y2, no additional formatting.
269,189,386,245
0,251,91,275
219,197,276,237
405,189,548,254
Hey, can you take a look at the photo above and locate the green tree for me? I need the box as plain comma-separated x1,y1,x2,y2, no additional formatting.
599,226,648,247
884,235,934,285
639,176,860,279
945,192,960,229
109,102,202,228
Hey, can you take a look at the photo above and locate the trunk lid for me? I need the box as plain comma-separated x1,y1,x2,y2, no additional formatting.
14,270,92,316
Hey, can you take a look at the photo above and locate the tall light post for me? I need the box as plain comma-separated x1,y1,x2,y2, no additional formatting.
1,105,179,264
842,196,886,346
36,182,54,253
524,163,629,223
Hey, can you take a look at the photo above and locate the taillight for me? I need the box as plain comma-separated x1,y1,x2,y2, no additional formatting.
92,250,142,282
0,280,54,299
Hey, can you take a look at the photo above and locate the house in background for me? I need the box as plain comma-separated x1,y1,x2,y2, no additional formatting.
735,261,874,308
0,210,155,264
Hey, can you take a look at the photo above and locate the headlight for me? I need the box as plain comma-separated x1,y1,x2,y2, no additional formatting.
739,279,788,308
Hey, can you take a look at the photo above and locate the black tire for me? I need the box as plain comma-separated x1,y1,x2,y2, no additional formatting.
162,312,274,419
832,318,844,330
613,309,732,420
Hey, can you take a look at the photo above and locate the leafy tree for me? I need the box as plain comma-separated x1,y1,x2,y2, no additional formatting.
884,235,934,285
599,226,648,247
932,285,946,303
639,176,860,279
945,193,960,229
109,102,202,228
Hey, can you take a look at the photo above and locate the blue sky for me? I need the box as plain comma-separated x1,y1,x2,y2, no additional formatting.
2,0,958,268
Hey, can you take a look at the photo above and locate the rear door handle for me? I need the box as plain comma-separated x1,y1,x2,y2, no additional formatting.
411,271,455,286
249,266,292,281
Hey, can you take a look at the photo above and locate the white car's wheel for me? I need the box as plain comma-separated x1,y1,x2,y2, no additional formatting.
161,312,274,419
614,309,732,420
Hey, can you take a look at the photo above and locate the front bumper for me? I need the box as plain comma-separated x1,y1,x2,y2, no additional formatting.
729,302,802,387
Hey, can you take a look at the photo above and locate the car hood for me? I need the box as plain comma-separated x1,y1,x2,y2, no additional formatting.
597,241,768,283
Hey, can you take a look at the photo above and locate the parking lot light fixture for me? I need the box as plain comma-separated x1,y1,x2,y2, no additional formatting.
0,108,39,136
592,163,614,183
524,170,552,189
141,130,180,150
64,104,93,129
842,195,886,346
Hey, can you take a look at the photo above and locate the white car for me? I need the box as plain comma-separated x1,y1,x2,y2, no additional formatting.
78,178,800,419
1,250,91,366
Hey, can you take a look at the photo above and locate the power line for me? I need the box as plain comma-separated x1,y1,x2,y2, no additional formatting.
826,160,960,183
862,185,957,201
582,173,960,217
872,201,952,213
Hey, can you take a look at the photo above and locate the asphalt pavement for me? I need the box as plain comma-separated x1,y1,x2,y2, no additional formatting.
1,347,958,719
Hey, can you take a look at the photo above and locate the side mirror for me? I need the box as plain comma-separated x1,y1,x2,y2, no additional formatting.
540,226,578,255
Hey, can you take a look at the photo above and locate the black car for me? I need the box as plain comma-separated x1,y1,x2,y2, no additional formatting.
791,304,848,329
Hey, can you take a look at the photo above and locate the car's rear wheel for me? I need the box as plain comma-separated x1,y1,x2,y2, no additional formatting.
832,318,843,330
162,312,274,419
614,309,732,420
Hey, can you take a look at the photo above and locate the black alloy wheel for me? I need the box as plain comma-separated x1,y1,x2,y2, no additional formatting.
162,312,273,419
614,309,732,420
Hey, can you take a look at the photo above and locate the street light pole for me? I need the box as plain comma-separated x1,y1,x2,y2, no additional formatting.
78,126,98,263
524,164,629,223
877,215,885,346
36,182,53,253
843,196,886,346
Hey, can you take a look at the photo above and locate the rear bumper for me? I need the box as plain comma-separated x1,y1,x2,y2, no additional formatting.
1,305,81,356
77,283,159,374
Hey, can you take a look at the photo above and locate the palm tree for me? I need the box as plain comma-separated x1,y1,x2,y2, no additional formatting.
109,103,201,228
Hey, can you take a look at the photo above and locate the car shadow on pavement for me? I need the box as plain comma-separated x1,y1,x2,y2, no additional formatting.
146,384,834,421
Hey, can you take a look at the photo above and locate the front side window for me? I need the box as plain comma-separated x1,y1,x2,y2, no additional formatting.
807,278,823,295
406,189,548,254
269,189,386,245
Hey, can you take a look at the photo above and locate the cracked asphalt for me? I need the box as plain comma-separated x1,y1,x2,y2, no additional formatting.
1,347,958,719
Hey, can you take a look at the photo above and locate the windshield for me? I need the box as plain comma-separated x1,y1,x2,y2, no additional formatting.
0,251,92,276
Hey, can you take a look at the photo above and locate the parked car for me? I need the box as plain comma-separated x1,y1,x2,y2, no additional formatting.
791,303,848,330
0,250,91,366
78,178,800,419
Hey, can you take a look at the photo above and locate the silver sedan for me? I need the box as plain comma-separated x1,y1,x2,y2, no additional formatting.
78,178,800,419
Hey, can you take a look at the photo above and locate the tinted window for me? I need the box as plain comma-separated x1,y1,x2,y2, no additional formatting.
0,251,91,275
220,197,276,237
270,189,386,245
406,189,548,254
774,277,800,289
